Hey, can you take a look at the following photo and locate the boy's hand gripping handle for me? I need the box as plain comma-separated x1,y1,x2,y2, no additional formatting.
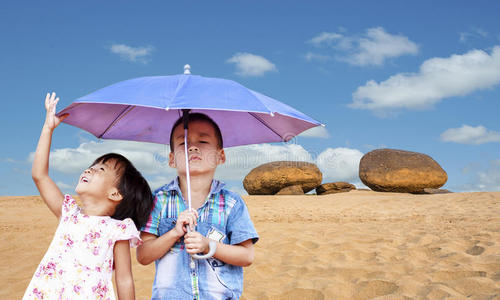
186,226,217,259
192,239,217,260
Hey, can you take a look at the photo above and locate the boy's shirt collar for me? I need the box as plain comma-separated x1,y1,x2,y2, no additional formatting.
164,177,226,196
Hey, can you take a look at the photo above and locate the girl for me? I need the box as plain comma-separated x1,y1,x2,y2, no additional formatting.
23,92,154,300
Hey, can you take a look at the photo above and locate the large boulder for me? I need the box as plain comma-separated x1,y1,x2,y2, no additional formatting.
359,149,447,193
316,182,356,195
243,161,322,195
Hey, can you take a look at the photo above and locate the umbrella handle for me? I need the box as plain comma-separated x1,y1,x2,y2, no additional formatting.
192,240,217,259
186,226,217,259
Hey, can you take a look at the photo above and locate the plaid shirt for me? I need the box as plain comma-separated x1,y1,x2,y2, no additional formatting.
142,178,259,300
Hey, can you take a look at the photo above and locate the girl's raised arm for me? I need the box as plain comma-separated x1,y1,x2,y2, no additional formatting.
32,92,68,219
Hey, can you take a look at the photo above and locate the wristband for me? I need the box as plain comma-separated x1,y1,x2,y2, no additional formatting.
192,240,217,259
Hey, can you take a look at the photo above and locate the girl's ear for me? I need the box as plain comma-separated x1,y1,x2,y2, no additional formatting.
108,188,123,202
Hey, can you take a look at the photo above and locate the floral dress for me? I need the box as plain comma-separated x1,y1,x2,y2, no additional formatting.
23,195,141,300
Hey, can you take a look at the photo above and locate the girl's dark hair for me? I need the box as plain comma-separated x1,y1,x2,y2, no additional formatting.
169,113,223,152
91,153,153,229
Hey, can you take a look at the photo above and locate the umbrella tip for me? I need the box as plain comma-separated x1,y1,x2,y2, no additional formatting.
184,64,191,75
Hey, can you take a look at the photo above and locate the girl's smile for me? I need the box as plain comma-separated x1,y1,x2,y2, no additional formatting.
75,162,120,199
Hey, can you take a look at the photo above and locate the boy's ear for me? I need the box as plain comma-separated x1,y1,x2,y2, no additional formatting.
108,187,123,202
168,152,176,168
217,149,226,165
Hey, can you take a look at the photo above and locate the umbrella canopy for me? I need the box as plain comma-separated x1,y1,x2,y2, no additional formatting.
57,67,321,147
57,66,322,259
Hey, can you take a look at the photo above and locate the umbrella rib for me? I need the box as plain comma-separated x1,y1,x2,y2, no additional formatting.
248,112,283,140
98,105,135,138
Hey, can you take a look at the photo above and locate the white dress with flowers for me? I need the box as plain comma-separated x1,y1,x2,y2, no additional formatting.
23,195,141,300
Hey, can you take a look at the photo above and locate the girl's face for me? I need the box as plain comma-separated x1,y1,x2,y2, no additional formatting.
75,159,121,200
169,120,225,176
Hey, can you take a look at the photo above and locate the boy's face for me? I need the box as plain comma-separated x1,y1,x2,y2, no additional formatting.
169,120,225,176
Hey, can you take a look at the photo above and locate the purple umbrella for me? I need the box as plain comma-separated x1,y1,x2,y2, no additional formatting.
57,65,322,258
58,65,321,147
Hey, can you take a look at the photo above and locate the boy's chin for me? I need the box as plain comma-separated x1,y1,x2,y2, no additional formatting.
179,167,215,176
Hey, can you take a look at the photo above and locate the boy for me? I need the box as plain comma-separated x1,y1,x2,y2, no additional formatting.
137,113,259,300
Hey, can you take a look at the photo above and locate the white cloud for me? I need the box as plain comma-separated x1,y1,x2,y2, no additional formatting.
28,140,177,192
147,175,174,191
3,158,22,163
109,44,154,63
304,52,332,62
56,181,74,193
307,27,418,66
316,147,364,182
226,53,277,77
32,140,366,192
56,181,74,189
475,160,500,191
459,28,488,43
297,126,330,139
218,144,364,185
347,27,419,66
460,160,500,192
350,46,500,112
28,140,172,176
441,125,500,145
308,32,343,46
215,144,313,180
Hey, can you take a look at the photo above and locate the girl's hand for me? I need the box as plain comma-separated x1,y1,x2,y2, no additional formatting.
173,209,198,238
44,92,68,131
184,231,210,255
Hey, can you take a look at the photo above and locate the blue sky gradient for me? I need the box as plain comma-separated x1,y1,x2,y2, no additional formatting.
2,1,500,195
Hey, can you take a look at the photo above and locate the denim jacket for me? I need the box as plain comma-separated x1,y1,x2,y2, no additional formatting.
142,178,259,300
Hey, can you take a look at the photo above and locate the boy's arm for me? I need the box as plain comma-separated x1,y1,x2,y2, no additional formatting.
136,209,198,265
114,240,135,300
185,193,258,266
184,233,254,267
212,239,254,266
32,93,68,219
136,231,182,265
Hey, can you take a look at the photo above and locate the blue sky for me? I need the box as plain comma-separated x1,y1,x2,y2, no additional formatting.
2,1,500,196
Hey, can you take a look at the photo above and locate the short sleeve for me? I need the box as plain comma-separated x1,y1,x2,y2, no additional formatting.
115,218,142,248
140,191,166,236
226,194,259,245
61,194,79,218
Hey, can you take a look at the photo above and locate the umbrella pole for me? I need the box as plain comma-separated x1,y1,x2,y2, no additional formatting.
182,109,193,212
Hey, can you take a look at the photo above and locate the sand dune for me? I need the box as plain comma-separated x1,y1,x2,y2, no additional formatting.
1,191,499,299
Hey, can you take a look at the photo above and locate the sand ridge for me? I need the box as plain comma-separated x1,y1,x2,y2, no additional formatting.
1,191,499,299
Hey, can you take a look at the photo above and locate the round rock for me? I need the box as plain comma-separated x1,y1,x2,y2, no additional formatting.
276,185,305,195
316,182,356,195
359,149,447,193
243,161,322,195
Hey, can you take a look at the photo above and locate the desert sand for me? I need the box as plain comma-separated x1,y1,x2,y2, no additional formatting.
1,191,499,299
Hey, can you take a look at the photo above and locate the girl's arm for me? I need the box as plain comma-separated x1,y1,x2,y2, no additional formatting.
114,240,135,300
32,92,68,219
184,233,255,267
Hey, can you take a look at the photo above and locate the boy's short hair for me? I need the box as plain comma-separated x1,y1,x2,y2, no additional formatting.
169,113,223,152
